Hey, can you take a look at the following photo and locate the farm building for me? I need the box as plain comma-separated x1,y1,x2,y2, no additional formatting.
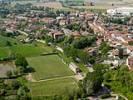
107,7,133,16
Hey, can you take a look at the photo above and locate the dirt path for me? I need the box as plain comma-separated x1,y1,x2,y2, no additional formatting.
26,73,36,82
26,74,75,83
35,75,74,83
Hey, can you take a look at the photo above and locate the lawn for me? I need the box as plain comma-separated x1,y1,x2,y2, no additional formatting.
27,55,73,80
29,77,78,97
10,44,49,57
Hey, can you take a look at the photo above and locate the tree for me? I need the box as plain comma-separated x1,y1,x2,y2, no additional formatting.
15,54,28,68
78,51,89,64
83,71,103,95
64,35,74,45
73,36,96,49
15,54,28,73
99,41,110,56
6,70,12,78
103,72,111,82
44,35,54,44
11,80,21,90
118,48,124,59
64,46,78,60
6,41,12,46
93,64,109,74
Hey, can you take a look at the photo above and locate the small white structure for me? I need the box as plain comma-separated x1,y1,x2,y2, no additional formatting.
69,62,79,74
103,59,119,66
107,7,133,16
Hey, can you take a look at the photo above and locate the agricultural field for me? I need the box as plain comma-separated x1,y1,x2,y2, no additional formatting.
33,2,63,9
27,55,73,80
29,77,78,97
0,62,15,78
27,54,78,97
71,0,133,10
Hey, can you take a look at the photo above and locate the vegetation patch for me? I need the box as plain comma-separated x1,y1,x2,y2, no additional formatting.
0,62,15,78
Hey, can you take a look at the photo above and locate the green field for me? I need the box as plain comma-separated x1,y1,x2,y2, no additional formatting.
0,43,53,58
29,77,78,97
27,55,73,80
10,44,52,57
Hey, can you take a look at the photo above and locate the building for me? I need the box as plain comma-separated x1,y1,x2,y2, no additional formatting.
127,56,133,70
69,62,80,74
107,7,133,16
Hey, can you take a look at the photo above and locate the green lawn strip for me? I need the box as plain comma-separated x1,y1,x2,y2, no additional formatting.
29,77,78,97
0,44,45,58
10,44,45,57
27,55,73,80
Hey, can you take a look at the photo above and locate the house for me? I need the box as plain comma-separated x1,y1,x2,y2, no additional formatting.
72,31,81,38
59,20,66,26
62,28,72,36
103,59,119,67
53,31,64,40
85,47,98,56
48,31,64,40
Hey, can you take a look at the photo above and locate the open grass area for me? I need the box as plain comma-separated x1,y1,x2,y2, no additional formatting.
27,55,73,80
29,77,78,97
10,44,51,57
0,42,53,58
0,62,15,78
0,34,54,58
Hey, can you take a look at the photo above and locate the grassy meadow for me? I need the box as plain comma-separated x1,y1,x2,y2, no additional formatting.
29,77,78,97
27,55,73,80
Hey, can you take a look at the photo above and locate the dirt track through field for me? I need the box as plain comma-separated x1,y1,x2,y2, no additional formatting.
26,73,75,83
